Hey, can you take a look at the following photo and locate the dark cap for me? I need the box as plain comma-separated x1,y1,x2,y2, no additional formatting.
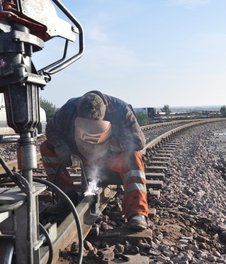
77,93,106,120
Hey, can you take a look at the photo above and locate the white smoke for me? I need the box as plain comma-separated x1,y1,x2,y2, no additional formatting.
84,166,100,196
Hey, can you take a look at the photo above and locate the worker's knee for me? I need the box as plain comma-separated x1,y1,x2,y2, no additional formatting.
40,140,55,156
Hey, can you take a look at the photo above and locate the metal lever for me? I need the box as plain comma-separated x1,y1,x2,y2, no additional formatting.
39,0,85,75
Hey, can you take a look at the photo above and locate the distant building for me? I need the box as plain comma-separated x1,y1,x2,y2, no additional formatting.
134,107,157,118
134,106,220,122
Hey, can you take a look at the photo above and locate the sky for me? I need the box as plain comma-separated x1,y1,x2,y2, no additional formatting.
33,0,226,108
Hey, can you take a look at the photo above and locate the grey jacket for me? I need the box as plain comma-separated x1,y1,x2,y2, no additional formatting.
46,91,146,159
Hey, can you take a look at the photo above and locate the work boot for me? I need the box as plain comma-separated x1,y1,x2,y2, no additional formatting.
128,214,147,231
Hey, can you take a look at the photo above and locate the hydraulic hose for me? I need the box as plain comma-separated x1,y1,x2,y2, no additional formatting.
0,157,33,264
0,157,26,193
39,223,53,264
33,177,83,264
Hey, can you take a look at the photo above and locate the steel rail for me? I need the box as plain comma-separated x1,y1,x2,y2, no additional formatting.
40,185,118,264
140,118,216,131
141,118,224,154
0,118,221,174
0,121,182,174
142,119,193,130
41,118,225,263
0,118,225,263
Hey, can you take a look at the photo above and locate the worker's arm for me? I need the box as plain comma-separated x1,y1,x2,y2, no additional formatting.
45,100,76,165
118,104,146,152
110,105,145,152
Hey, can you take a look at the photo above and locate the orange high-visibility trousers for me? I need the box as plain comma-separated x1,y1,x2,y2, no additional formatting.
93,151,148,219
40,140,148,218
40,141,75,193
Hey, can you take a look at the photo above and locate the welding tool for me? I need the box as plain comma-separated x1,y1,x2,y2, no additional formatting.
83,178,100,216
0,1,84,263
82,166,101,216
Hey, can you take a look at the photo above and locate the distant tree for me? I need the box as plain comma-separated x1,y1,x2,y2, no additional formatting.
161,105,171,116
40,97,57,120
136,112,150,126
220,105,226,117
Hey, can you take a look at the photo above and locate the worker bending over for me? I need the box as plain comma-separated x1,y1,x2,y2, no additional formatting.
40,90,148,230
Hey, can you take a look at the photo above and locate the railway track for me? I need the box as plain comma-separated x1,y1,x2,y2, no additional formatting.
0,119,218,174
0,118,226,263
76,119,226,264
40,118,226,263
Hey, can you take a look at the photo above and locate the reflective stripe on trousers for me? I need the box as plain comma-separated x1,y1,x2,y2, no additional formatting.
40,140,148,218
126,182,147,193
124,169,146,183
87,151,149,219
122,159,148,219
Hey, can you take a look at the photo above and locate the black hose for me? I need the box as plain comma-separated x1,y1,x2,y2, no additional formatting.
0,157,33,264
0,157,26,193
12,172,33,264
52,165,64,203
39,223,53,264
33,177,83,264
0,156,83,263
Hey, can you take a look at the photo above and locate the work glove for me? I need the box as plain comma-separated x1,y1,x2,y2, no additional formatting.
54,144,72,167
